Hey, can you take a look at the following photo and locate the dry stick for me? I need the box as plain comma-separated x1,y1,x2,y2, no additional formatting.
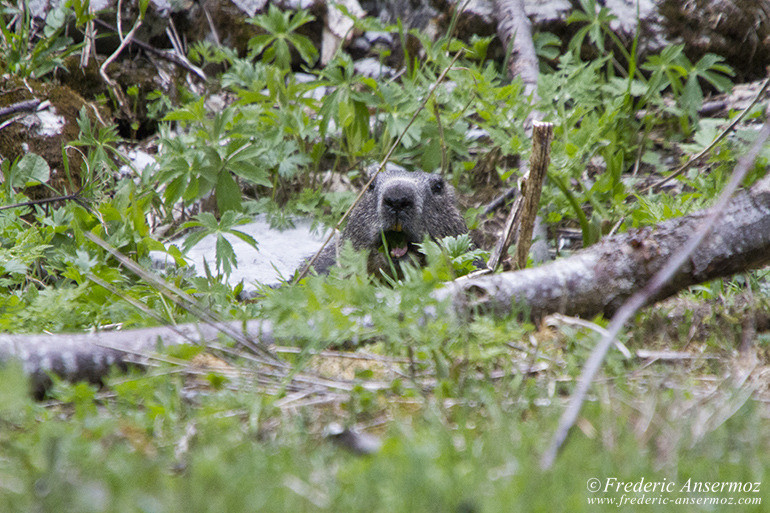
486,122,552,271
99,15,142,118
515,121,553,269
540,108,770,470
0,99,40,118
87,274,188,336
481,186,519,216
645,75,770,193
80,0,97,68
80,278,268,388
202,3,222,47
92,18,206,80
294,48,465,282
486,187,524,271
165,18,207,81
484,0,546,271
0,191,84,212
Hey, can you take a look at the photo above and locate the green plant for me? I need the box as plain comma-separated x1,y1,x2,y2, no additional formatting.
539,51,633,244
641,45,734,133
316,54,378,161
68,109,129,195
247,4,318,69
417,234,488,278
567,0,636,76
181,211,258,278
153,99,272,214
0,2,82,78
0,154,50,197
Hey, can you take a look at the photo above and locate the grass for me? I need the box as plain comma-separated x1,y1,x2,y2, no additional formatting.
0,1,769,511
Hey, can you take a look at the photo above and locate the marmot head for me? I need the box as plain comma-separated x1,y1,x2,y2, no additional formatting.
343,165,468,270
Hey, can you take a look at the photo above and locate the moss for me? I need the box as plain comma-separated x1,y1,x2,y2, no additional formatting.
0,77,110,197
56,55,107,102
196,0,262,57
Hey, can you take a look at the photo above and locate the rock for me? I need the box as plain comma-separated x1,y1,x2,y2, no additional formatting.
353,57,396,78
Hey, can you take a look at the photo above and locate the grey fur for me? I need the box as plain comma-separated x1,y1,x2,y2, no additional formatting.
312,166,468,275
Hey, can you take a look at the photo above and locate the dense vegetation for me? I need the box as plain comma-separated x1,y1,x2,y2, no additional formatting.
0,2,768,511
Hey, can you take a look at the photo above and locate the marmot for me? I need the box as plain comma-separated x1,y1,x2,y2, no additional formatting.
311,164,469,275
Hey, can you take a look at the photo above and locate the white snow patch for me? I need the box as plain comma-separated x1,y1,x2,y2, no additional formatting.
152,216,329,290
21,107,65,137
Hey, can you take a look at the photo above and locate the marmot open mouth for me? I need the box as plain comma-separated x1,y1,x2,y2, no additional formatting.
381,229,417,260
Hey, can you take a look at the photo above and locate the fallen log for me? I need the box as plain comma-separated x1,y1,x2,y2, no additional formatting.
0,320,276,395
1,171,769,389
437,171,770,319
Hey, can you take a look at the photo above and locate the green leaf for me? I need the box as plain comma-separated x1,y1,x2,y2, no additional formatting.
247,34,274,56
180,229,208,254
246,5,317,68
681,74,703,115
229,229,259,251
291,35,319,66
215,234,236,276
163,98,206,122
12,153,50,188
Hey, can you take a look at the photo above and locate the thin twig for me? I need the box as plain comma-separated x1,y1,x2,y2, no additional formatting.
0,99,41,118
0,192,85,211
548,313,631,358
272,345,419,364
481,186,519,216
202,3,221,47
92,18,206,80
486,122,553,271
80,0,95,67
99,13,143,117
486,192,523,271
635,349,717,361
165,17,207,81
84,232,283,366
644,75,770,193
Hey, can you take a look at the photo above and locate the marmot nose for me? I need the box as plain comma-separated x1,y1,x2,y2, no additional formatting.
383,186,416,214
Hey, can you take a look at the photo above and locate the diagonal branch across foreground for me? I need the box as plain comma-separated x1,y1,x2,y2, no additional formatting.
538,116,770,469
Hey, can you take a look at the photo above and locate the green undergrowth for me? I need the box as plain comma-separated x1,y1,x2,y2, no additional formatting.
0,348,768,512
1,0,770,511
0,257,769,511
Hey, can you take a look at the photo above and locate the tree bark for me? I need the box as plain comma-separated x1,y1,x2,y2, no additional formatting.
0,320,275,395
494,0,539,100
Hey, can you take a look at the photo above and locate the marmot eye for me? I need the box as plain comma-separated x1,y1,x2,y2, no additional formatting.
431,178,444,194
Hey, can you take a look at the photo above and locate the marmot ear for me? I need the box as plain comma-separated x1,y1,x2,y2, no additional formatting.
362,164,379,192
363,163,380,179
